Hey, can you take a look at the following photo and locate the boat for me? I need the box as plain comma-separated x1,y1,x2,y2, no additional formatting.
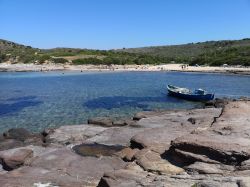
167,85,214,101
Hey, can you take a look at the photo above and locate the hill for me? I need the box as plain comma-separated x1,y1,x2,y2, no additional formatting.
1,38,250,66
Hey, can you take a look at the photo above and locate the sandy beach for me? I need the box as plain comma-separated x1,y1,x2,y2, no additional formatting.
0,62,250,75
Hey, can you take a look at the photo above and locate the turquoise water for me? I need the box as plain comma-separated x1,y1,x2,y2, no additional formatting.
0,71,250,132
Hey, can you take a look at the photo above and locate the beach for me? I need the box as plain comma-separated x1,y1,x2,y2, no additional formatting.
1,62,250,75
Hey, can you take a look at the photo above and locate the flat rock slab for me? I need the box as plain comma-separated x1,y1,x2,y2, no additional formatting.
171,101,250,165
131,108,222,153
0,166,90,187
85,127,145,146
98,167,242,187
137,108,222,129
28,148,126,186
46,124,107,145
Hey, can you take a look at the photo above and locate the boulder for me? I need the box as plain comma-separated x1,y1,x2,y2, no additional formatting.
134,149,184,175
0,148,33,170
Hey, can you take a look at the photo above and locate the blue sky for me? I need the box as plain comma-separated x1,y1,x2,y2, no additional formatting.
0,0,250,49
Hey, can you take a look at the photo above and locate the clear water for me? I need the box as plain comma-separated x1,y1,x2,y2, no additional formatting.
0,71,249,132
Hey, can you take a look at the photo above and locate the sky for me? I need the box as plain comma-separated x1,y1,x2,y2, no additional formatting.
0,0,250,49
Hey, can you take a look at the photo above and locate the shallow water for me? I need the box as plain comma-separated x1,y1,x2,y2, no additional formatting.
0,71,249,132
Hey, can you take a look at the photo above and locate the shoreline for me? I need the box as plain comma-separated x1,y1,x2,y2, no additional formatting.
1,63,250,75
1,98,250,186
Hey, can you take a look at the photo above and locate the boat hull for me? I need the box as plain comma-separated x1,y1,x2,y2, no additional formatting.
167,85,214,101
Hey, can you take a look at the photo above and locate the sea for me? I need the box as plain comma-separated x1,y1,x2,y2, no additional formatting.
0,71,250,132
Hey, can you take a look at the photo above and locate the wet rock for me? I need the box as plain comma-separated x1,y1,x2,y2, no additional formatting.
0,148,33,170
72,143,125,157
134,148,184,174
2,128,44,147
3,128,31,141
205,98,230,108
88,117,113,127
45,124,107,145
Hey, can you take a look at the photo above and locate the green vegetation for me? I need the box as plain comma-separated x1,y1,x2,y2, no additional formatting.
189,46,250,66
1,38,250,66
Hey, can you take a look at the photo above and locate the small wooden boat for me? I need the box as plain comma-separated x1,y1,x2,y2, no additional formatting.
167,85,214,101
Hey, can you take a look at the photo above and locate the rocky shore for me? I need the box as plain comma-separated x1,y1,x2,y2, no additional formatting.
0,98,250,186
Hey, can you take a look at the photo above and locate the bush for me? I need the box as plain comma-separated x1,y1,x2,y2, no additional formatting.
72,58,103,65
52,58,68,64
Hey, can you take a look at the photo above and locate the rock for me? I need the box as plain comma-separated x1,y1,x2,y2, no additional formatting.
98,167,241,187
194,181,227,187
0,139,24,151
3,128,32,141
239,159,250,170
173,149,220,165
88,117,113,127
2,128,44,147
134,149,184,174
112,119,138,127
85,127,145,146
136,108,221,129
130,108,221,154
205,98,230,108
170,101,250,165
45,124,107,145
115,147,139,161
185,162,235,175
29,148,126,186
187,117,196,124
0,166,91,187
0,164,7,175
0,148,33,170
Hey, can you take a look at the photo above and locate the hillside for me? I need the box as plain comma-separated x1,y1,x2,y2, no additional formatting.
1,38,250,66
119,39,250,58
